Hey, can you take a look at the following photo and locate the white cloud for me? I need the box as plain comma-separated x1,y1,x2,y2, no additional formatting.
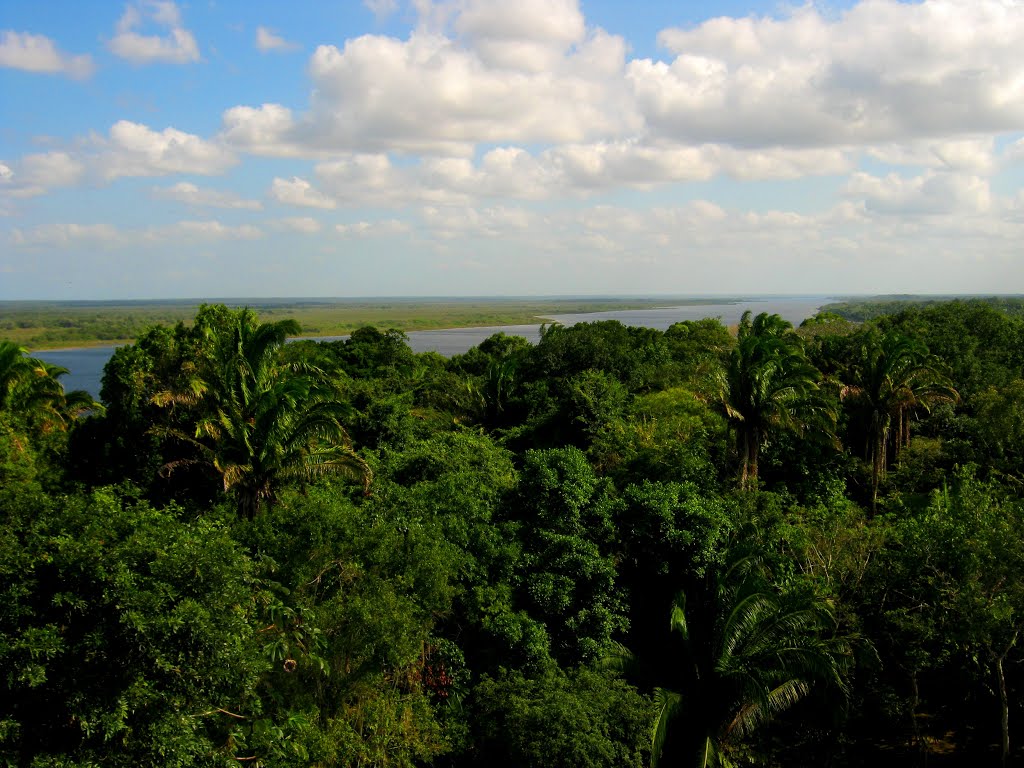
156,220,263,241
223,4,637,158
867,138,997,175
421,205,534,239
844,170,992,216
22,151,86,190
364,0,398,20
302,29,634,155
152,181,262,209
335,219,410,237
255,26,298,53
273,216,322,234
635,1,1024,148
0,31,94,78
1003,136,1024,164
220,104,298,157
452,0,585,72
99,120,236,179
0,152,86,197
11,219,262,248
310,141,850,207
11,223,123,247
108,1,199,64
269,176,336,209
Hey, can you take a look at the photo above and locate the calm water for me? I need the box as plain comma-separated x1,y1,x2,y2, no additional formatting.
35,298,827,399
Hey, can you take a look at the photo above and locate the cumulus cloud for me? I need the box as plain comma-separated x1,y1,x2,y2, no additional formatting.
152,182,262,209
108,1,199,64
156,220,263,241
99,120,236,179
308,141,851,207
215,0,1024,177
269,176,336,209
0,152,86,197
255,26,298,53
10,223,122,247
634,1,1024,148
867,138,996,175
364,0,398,20
335,219,410,237
11,219,262,248
0,31,94,78
221,4,637,158
844,170,993,216
452,0,585,71
272,216,322,234
220,104,299,157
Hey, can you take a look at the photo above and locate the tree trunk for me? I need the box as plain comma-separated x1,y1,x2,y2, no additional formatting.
238,489,259,521
997,655,1010,767
910,671,921,750
871,433,883,515
738,427,760,490
749,429,760,487
739,429,750,490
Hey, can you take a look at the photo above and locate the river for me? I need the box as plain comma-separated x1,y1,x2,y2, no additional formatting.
34,297,828,399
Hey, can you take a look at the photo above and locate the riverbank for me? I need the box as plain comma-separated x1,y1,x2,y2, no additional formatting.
9,297,713,351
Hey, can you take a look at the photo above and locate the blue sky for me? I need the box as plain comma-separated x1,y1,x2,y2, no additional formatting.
1,0,1022,299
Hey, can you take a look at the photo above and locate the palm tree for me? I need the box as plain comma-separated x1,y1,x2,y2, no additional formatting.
842,330,957,511
152,309,370,519
645,554,853,767
0,341,100,432
719,312,835,489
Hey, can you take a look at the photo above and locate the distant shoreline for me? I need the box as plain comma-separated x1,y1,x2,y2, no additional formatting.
11,297,739,352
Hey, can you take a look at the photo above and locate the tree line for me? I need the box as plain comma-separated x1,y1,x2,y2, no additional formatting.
3,299,1024,766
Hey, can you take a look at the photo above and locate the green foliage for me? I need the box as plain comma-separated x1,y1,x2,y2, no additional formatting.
151,306,370,518
841,328,957,511
643,549,855,768
514,448,629,664
7,298,1024,765
0,487,268,766
718,312,836,489
237,486,458,765
663,318,733,389
527,320,675,393
469,667,654,768
867,469,1024,760
590,387,726,489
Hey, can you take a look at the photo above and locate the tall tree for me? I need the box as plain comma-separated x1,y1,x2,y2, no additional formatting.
644,553,853,767
153,308,370,519
0,340,100,434
842,330,957,511
719,312,834,489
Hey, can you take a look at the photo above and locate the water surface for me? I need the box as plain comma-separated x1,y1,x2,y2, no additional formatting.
35,297,827,399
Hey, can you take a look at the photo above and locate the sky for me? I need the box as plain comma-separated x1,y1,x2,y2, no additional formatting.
1,0,1023,300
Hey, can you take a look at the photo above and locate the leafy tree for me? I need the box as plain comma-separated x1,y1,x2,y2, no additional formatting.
874,470,1024,764
153,307,369,518
514,447,628,664
0,340,100,436
636,551,853,767
469,667,653,768
718,312,835,489
0,487,270,766
237,485,456,766
841,330,957,511
664,318,733,391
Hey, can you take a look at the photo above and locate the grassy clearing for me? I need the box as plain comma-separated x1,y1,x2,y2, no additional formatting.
0,297,728,350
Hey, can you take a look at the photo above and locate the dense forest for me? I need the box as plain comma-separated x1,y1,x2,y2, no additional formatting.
3,299,1024,766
